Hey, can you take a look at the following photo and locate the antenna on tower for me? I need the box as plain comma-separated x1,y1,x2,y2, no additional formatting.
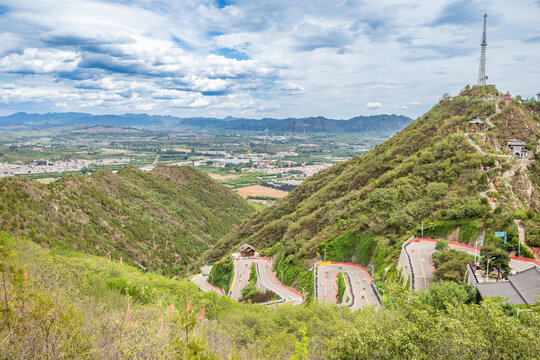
477,13,488,86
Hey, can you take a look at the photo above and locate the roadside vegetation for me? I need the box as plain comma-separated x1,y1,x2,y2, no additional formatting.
2,232,539,360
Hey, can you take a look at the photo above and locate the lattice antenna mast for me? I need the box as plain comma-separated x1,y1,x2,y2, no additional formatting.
477,13,488,86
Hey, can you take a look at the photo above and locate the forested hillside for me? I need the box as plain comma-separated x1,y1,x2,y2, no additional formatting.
0,165,255,273
206,87,539,291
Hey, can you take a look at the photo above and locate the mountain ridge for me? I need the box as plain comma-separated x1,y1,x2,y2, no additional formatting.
0,165,255,274
0,111,412,133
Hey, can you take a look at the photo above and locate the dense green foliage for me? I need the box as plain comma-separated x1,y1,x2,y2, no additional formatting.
432,249,472,282
435,239,449,251
241,263,260,299
317,231,375,265
337,272,346,303
480,245,511,280
0,165,255,274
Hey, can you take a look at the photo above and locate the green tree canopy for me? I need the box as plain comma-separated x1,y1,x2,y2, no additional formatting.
480,245,510,280
432,249,472,282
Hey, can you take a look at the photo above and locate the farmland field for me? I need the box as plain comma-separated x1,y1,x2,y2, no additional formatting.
234,185,289,199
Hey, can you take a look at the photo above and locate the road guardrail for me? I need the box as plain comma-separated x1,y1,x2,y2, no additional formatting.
402,236,415,291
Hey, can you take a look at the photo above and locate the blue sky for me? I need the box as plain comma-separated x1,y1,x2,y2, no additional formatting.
0,0,539,119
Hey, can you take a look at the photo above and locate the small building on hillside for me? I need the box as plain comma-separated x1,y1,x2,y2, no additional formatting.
475,267,540,305
468,117,486,131
537,92,540,101
507,139,528,159
503,92,512,102
238,243,256,257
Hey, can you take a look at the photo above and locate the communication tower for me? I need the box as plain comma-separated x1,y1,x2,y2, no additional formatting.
477,13,488,86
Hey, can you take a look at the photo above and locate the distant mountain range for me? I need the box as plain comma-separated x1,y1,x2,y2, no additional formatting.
178,115,413,132
0,112,412,133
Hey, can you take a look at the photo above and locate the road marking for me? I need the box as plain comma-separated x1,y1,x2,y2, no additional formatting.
417,245,428,288
229,259,238,297
324,274,327,300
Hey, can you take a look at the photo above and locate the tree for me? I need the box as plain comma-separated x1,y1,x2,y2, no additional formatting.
435,239,449,251
418,282,477,311
426,182,448,200
480,246,510,280
432,249,472,282
168,301,219,359
290,328,309,360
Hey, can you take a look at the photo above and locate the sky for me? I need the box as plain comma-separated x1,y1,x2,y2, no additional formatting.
0,0,539,119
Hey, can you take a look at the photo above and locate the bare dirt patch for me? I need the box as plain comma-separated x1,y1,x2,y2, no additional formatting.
235,185,289,199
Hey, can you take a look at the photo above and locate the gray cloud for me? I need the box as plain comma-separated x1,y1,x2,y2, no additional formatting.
426,0,483,27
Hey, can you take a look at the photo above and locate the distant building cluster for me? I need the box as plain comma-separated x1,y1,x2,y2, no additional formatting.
0,158,130,178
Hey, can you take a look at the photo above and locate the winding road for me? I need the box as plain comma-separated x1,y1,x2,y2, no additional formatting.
314,262,380,310
190,265,225,295
192,258,303,304
229,257,303,304
401,238,540,291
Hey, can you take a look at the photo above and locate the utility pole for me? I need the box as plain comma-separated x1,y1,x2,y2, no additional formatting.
324,247,326,262
477,13,488,86
421,220,424,238
485,256,495,283
474,239,482,263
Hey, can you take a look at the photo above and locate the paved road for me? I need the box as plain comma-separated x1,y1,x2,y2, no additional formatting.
403,239,539,291
229,257,303,304
190,265,225,295
315,262,380,310
228,258,256,300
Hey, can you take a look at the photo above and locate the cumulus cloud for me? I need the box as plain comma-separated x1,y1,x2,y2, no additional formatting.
366,102,383,109
0,48,80,73
0,0,538,117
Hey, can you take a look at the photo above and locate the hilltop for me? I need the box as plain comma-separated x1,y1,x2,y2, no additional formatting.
0,165,255,274
206,86,540,291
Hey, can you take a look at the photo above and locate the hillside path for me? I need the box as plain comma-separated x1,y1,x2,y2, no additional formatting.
515,220,539,260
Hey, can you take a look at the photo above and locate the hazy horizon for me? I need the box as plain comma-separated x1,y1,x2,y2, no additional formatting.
0,0,539,120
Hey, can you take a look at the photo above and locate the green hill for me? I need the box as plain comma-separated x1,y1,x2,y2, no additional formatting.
0,165,255,274
206,86,540,291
